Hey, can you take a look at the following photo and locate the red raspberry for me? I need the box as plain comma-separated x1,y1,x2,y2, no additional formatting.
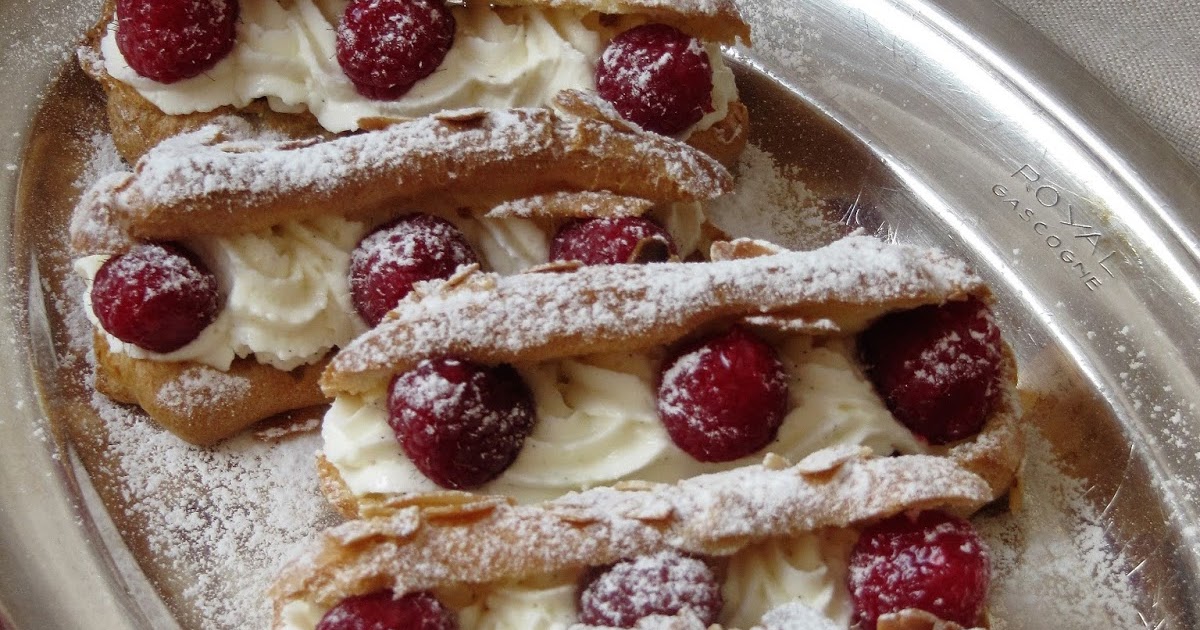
859,297,1003,445
549,217,677,266
115,0,239,84
350,214,478,326
91,243,221,354
596,24,714,135
656,326,789,462
388,358,535,489
317,590,457,630
578,552,722,627
848,511,990,628
336,0,456,100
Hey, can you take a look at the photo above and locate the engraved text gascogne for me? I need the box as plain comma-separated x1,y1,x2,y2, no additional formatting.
992,164,1124,292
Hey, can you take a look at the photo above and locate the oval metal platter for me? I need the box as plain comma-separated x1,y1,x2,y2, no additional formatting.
2,0,1198,628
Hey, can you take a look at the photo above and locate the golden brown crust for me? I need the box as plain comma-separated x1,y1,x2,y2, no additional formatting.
69,100,733,255
94,72,748,168
493,0,750,44
93,332,329,445
79,0,332,163
685,99,750,171
101,77,332,165
944,343,1024,501
272,448,991,627
878,609,977,630
315,455,364,521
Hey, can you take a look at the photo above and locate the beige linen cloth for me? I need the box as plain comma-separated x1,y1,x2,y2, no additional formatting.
1002,0,1200,169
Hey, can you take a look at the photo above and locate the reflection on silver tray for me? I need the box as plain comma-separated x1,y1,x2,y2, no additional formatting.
2,0,1199,628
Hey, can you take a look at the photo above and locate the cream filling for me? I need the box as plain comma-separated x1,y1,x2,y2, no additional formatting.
100,1,736,135
323,337,927,503
720,530,858,628
280,531,856,630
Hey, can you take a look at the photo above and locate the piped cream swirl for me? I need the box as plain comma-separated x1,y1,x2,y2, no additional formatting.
721,530,857,628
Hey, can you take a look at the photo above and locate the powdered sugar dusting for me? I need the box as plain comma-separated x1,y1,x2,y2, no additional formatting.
155,367,251,413
353,215,476,273
390,358,535,488
0,1,94,87
93,392,339,629
758,602,840,629
658,346,712,419
707,145,842,251
977,431,1144,629
73,131,128,192
29,25,1172,629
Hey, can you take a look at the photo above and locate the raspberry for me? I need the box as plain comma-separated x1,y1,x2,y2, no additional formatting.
656,326,789,462
336,0,456,99
115,0,239,84
549,217,677,266
578,552,722,627
350,214,478,326
848,511,990,628
388,358,535,489
596,23,714,135
859,297,1003,444
316,590,457,630
91,243,221,354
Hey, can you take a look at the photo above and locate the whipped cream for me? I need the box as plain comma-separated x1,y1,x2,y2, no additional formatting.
77,215,369,371
721,530,857,628
649,202,706,259
323,337,927,503
100,1,737,135
451,572,580,630
456,215,550,276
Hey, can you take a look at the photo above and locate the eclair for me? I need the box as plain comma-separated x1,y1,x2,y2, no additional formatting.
272,446,997,629
69,99,734,444
79,0,751,166
315,235,1023,517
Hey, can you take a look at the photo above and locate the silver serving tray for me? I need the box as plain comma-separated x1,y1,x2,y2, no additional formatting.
2,0,1199,628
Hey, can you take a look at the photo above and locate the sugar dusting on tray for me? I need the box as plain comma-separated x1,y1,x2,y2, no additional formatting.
707,144,847,251
58,134,1153,629
95,395,338,628
978,432,1144,629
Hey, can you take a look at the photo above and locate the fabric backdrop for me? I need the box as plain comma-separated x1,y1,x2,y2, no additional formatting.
1000,0,1200,171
